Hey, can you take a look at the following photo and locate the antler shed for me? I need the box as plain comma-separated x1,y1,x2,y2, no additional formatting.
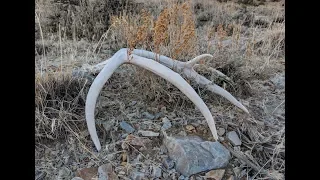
81,48,248,151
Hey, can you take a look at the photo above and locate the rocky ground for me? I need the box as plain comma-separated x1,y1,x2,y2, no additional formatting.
35,70,284,180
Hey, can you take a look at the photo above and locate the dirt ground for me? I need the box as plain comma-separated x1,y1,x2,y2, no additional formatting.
35,0,284,179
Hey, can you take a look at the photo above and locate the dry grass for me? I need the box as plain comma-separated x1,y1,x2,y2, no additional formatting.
35,72,89,141
35,0,285,179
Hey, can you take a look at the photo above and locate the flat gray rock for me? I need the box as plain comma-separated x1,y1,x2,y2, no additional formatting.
164,136,231,177
119,121,135,133
71,178,84,180
226,131,242,146
138,130,159,137
217,128,226,136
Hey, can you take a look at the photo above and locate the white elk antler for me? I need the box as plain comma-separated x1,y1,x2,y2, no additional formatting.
81,48,249,113
85,48,222,151
80,48,249,151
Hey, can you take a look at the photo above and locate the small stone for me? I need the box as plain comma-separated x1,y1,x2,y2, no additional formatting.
119,121,135,133
76,167,98,180
138,130,159,137
87,161,94,167
217,128,225,136
118,171,125,175
163,157,175,170
161,117,172,131
142,112,155,119
131,171,145,180
185,125,196,132
164,136,231,177
233,146,241,152
152,166,162,178
205,169,225,180
72,177,84,180
121,133,128,139
98,163,118,180
226,131,242,146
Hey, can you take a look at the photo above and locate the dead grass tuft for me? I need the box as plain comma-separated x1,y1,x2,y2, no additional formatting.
35,72,89,141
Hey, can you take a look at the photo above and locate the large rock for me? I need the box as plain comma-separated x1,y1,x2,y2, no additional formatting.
164,135,231,177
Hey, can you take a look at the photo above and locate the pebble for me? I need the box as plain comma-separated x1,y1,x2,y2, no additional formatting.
71,178,84,180
185,125,196,133
226,131,242,146
138,130,159,137
119,121,135,133
161,117,172,131
205,169,225,180
217,128,226,136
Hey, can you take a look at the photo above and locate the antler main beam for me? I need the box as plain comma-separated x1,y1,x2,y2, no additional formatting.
79,48,249,114
85,48,219,151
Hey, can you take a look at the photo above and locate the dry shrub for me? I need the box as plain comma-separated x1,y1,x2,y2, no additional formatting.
101,0,199,104
143,1,198,103
153,1,198,59
35,72,89,141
